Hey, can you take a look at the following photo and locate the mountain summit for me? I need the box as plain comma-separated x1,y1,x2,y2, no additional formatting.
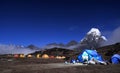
80,28,107,49
42,28,107,50
87,28,101,36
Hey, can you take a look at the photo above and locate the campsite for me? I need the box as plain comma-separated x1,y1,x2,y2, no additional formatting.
0,43,120,73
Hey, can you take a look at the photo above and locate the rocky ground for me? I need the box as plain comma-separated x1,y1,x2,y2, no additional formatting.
0,58,120,73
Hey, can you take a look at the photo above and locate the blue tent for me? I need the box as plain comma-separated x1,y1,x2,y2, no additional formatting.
77,49,103,63
111,54,120,64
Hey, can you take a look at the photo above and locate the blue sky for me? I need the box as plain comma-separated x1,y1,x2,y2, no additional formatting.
0,0,120,47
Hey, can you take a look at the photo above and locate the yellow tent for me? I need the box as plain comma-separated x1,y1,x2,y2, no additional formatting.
42,54,49,59
56,56,62,59
61,56,66,59
27,54,32,58
20,54,25,58
36,54,41,58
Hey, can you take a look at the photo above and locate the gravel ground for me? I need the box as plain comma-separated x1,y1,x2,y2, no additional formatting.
0,58,120,73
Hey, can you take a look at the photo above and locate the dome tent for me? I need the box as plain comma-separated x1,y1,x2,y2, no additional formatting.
20,54,25,58
49,56,55,59
14,54,19,58
56,56,61,59
61,56,66,59
36,54,41,58
111,54,120,64
42,54,49,59
77,49,103,63
27,54,32,58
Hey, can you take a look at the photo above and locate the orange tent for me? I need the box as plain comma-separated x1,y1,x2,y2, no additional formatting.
14,54,19,58
42,54,49,59
49,56,55,59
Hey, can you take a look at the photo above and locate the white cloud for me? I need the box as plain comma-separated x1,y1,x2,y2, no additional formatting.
0,44,36,55
103,26,120,45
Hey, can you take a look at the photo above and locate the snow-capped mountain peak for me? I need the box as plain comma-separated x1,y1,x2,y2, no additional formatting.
41,28,107,50
80,28,107,49
87,28,101,36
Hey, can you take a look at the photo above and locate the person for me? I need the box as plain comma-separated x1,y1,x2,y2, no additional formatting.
76,59,79,63
70,58,76,64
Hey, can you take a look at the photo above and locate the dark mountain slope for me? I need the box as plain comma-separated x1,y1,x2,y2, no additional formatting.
97,43,120,60
31,48,75,57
